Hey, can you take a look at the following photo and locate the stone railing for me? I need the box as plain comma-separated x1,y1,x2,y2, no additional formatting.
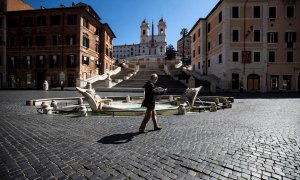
174,60,182,68
77,66,121,88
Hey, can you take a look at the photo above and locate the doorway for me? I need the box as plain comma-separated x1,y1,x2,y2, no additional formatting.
36,72,45,89
232,73,239,90
247,74,260,92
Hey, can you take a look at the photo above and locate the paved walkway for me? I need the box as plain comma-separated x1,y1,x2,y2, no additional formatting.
0,91,300,180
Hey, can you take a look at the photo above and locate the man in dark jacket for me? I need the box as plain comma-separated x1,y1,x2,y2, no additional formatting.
139,73,166,133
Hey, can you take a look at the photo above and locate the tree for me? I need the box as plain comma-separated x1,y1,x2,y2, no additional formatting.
180,28,189,62
165,44,176,60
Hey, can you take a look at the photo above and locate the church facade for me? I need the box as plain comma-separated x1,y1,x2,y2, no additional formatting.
113,18,167,59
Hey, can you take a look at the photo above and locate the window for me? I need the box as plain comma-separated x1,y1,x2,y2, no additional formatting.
269,7,276,19
24,17,33,27
285,32,296,48
207,23,211,32
82,17,89,29
254,52,260,62
193,50,195,58
7,18,17,28
253,6,261,18
82,56,89,65
36,36,46,46
36,55,45,68
219,11,222,22
198,28,201,37
198,62,200,69
83,36,89,48
193,34,196,42
96,60,101,68
96,42,100,53
50,55,59,68
268,51,275,62
23,56,32,68
287,51,293,62
198,46,200,54
283,75,291,90
37,16,46,26
23,37,33,47
232,6,239,18
8,37,15,47
232,30,239,42
143,30,146,35
207,42,211,51
67,35,76,45
67,15,77,25
219,33,222,44
219,54,222,63
208,59,210,67
254,30,260,42
67,55,76,68
270,75,279,90
287,6,294,18
51,15,60,25
8,56,16,68
267,32,278,43
52,35,58,46
232,52,239,62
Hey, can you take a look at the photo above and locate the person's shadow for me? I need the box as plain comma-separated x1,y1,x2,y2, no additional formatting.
98,132,140,144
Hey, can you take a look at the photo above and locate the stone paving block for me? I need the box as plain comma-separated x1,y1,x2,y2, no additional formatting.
1,91,300,180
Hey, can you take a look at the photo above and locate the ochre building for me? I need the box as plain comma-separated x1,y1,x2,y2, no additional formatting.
189,0,300,92
1,0,115,89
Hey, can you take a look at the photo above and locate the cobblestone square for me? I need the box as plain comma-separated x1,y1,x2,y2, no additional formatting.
0,91,300,179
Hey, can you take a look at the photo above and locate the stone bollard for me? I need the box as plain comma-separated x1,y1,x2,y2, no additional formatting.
178,104,186,115
210,104,217,112
78,105,87,117
43,80,49,90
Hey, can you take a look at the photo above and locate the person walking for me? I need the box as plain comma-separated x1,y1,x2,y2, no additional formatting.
139,73,167,133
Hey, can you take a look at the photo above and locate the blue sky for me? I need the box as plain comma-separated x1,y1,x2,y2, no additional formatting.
23,0,219,49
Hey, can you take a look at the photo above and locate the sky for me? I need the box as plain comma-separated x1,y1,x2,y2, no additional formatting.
23,0,219,49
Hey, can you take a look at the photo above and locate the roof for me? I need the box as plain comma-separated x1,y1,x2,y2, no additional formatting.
103,23,116,38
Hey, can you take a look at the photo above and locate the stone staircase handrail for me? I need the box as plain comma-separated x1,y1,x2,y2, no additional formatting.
174,60,182,68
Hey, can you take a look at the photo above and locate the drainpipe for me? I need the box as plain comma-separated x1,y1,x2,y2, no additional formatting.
243,0,248,75
205,21,208,76
241,0,248,93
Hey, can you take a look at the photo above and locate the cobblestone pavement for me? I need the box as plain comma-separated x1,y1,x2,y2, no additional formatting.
0,91,300,180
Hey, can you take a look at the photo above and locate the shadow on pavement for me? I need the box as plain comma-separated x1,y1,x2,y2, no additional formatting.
98,132,140,144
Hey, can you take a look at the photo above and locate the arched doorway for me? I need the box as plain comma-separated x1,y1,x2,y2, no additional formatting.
247,74,260,92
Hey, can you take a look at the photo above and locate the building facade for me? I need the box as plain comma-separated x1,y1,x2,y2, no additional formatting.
0,0,35,88
113,18,167,59
1,1,115,89
189,0,300,92
177,36,191,61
